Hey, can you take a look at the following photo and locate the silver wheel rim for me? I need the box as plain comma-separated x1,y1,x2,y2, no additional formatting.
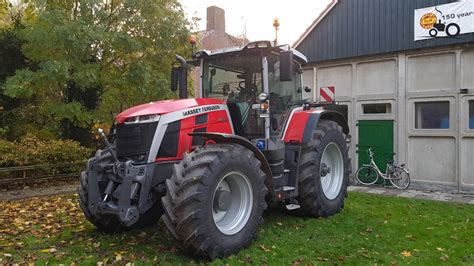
320,142,344,200
212,171,253,235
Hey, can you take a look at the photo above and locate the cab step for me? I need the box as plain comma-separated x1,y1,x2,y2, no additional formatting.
285,203,301,210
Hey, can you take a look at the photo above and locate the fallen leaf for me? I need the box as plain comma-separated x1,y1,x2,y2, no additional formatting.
401,250,412,257
259,244,271,252
41,248,57,253
436,247,445,252
440,255,449,261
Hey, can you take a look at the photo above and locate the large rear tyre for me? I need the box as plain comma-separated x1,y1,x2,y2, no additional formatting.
78,150,163,233
356,166,379,185
161,144,268,259
296,119,351,217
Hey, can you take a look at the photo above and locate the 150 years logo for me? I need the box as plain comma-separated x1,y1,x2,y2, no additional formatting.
415,1,474,41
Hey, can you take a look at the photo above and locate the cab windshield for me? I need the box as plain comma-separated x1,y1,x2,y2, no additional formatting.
202,52,263,138
202,52,263,100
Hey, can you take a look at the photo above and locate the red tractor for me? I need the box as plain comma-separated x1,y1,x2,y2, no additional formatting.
79,41,351,259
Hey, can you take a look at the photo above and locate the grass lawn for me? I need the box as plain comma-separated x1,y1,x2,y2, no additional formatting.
1,192,473,265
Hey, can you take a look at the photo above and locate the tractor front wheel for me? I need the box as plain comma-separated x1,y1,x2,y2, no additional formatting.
296,119,350,217
161,143,267,259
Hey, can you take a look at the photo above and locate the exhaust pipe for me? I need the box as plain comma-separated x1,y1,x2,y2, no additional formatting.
175,55,188,99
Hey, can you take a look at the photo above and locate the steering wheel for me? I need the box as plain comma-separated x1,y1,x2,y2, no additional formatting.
238,81,245,91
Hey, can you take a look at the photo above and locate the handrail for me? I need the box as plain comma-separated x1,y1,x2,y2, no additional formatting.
0,162,85,172
0,161,86,185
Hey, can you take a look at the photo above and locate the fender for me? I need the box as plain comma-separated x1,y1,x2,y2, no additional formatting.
189,132,274,192
284,109,349,144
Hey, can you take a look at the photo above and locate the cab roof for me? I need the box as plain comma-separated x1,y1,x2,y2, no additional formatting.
194,40,308,64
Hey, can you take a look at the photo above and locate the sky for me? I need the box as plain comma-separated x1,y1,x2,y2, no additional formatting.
178,0,332,46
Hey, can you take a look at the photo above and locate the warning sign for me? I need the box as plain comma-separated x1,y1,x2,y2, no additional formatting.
320,86,335,102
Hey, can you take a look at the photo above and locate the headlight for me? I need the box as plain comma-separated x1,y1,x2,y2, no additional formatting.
124,114,160,124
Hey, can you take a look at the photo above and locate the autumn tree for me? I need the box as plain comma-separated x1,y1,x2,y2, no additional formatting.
2,0,191,144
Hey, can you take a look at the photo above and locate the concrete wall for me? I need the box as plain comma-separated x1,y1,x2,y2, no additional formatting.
303,44,474,193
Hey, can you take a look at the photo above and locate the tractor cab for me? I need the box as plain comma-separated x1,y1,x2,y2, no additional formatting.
174,41,308,141
198,41,307,140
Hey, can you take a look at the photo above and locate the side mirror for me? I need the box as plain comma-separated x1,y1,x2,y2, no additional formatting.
279,50,293,82
171,67,180,92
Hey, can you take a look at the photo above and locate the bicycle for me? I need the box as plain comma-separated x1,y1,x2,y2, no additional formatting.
356,147,410,189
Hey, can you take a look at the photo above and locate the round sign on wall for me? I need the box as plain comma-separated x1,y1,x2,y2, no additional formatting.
420,13,437,29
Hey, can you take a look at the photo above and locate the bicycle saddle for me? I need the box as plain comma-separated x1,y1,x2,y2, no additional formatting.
387,159,394,164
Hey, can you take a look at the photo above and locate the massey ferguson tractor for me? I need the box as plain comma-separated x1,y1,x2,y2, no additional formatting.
79,40,351,259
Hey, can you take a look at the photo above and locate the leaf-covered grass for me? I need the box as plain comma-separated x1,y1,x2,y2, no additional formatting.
1,192,473,265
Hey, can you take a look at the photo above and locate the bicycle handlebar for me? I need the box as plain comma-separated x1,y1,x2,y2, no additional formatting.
367,147,374,157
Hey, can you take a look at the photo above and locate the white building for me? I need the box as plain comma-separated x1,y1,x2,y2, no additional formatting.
295,0,474,193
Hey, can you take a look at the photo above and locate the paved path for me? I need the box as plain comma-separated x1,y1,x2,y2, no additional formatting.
1,184,474,204
348,185,474,205
0,184,77,201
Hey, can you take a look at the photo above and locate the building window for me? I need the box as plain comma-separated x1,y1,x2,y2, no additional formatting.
415,101,450,129
362,103,391,114
470,100,474,129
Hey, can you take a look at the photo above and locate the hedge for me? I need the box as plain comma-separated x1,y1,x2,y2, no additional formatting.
0,134,93,167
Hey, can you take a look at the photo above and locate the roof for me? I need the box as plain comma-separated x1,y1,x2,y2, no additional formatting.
293,0,339,48
194,40,308,63
198,29,249,48
295,0,474,63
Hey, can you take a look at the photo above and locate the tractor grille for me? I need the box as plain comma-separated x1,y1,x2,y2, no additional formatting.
115,122,158,162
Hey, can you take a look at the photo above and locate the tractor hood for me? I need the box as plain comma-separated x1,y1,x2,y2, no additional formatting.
115,98,225,124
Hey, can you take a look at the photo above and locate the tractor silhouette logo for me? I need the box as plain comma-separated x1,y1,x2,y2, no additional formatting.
420,7,461,38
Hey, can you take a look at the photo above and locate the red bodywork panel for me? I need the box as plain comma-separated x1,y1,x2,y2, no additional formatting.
283,111,312,144
115,98,226,124
155,110,233,162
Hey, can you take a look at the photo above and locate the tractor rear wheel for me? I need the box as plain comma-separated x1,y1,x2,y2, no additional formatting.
161,143,267,259
296,119,350,217
78,149,163,233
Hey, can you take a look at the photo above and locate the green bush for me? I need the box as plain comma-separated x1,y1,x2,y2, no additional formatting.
0,134,93,167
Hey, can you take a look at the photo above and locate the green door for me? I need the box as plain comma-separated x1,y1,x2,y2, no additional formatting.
357,120,394,182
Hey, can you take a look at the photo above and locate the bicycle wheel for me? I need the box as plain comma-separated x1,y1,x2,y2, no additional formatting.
356,166,378,185
389,167,410,189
